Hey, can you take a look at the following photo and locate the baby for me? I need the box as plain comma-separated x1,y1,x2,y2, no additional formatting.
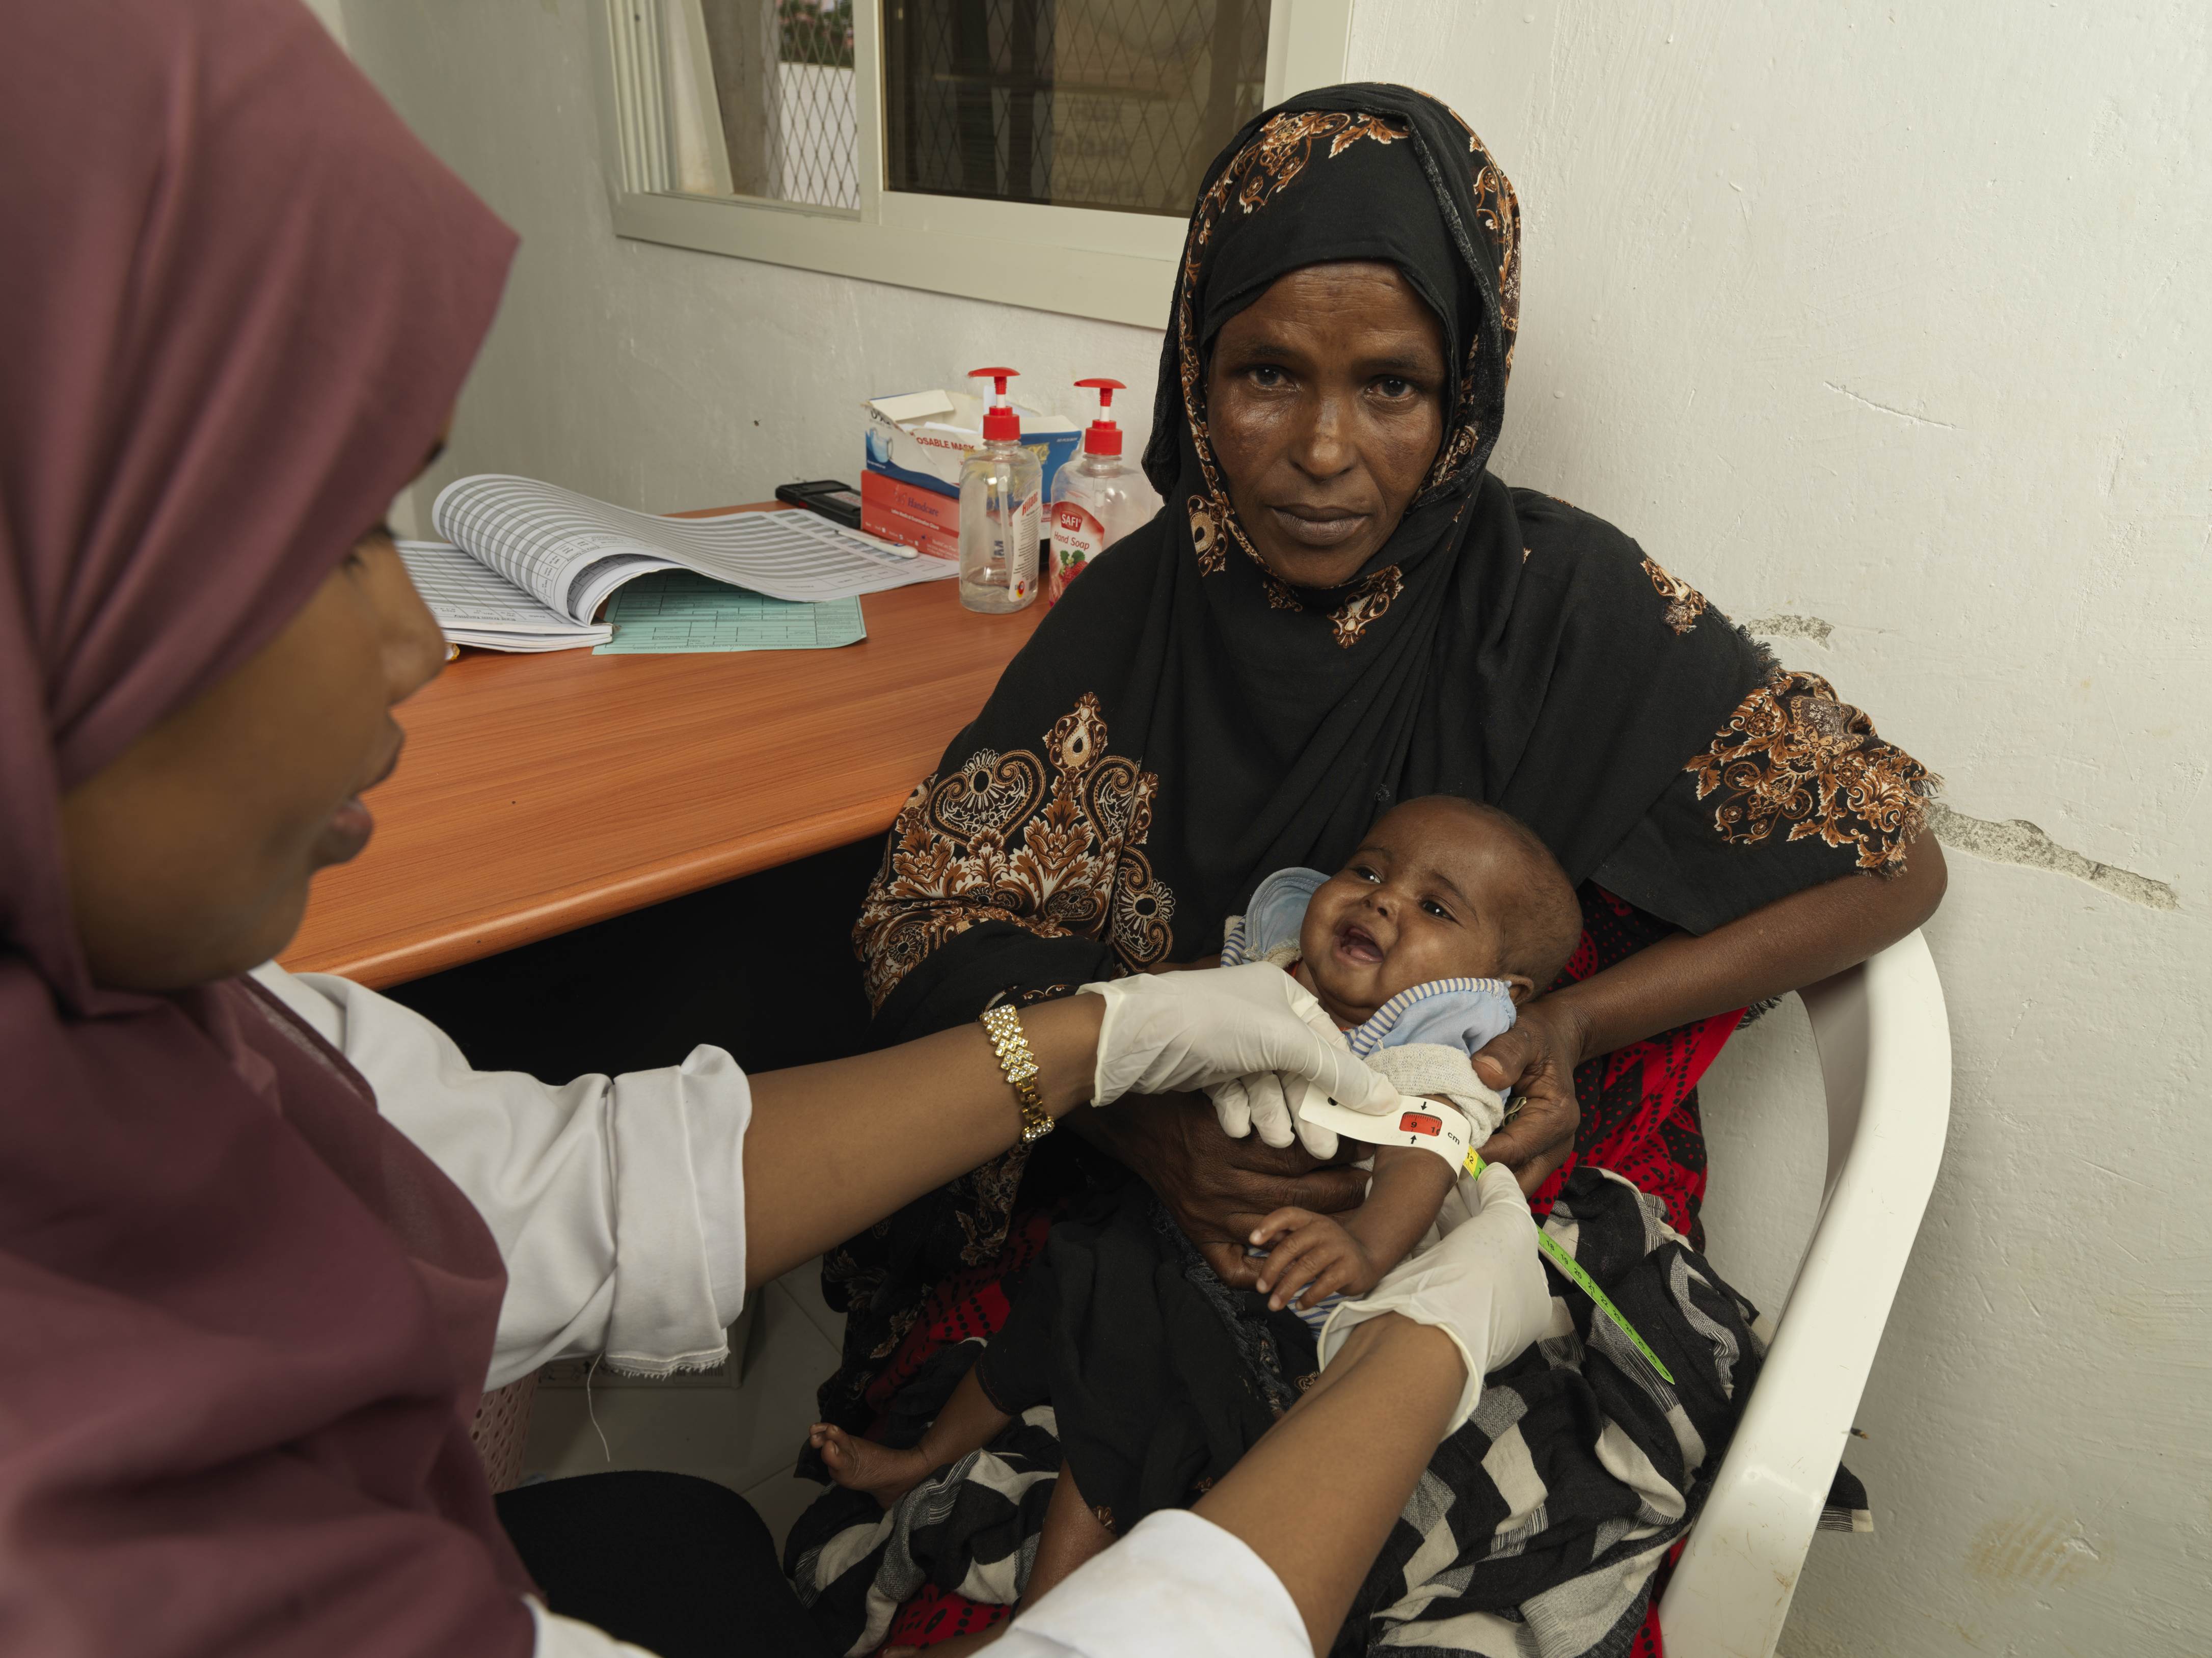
1225,795,1582,1322
809,796,1581,1618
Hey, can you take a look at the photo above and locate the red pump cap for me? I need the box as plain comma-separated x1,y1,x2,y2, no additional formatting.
968,366,1021,442
1075,376,1125,456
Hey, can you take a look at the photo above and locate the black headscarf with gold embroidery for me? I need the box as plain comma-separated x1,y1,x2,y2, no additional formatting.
827,81,1934,1436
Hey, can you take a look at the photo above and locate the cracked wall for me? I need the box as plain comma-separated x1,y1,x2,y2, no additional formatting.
1743,613,1835,648
1927,804,2178,912
1739,616,2183,912
1352,6,2211,1655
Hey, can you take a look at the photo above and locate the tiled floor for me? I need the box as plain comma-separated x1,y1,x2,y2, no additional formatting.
520,1257,845,1553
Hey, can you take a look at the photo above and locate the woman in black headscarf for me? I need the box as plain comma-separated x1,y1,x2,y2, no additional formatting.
801,84,1940,1649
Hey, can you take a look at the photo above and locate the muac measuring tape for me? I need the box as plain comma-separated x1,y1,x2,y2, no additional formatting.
1296,1091,1674,1387
1465,1148,1675,1388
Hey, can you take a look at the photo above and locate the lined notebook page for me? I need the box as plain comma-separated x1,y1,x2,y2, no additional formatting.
431,474,952,621
395,540,612,651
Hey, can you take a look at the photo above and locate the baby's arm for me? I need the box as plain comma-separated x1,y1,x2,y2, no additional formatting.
1340,1143,1456,1275
1250,1136,1455,1312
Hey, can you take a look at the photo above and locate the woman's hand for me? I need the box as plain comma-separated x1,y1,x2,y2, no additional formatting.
1470,997,1589,1195
1463,856,1950,1203
1073,1092,1367,1290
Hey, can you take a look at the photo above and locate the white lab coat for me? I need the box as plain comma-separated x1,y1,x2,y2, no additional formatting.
251,965,1308,1658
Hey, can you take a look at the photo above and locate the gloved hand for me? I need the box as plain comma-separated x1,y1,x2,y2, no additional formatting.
1204,1070,1344,1159
1081,962,1400,1117
1314,1162,1551,1433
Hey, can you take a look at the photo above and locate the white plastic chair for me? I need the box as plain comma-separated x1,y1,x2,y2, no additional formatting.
1658,929,1951,1658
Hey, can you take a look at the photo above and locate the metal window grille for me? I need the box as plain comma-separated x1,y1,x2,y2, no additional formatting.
774,0,860,209
655,0,860,210
628,0,1262,221
882,0,1270,215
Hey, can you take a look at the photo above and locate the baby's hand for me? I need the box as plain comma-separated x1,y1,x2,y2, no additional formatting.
1249,1207,1381,1312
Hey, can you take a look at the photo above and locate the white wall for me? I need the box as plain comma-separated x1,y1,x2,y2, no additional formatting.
337,2,1163,525
1347,6,2211,1655
298,0,346,48
342,3,2210,1653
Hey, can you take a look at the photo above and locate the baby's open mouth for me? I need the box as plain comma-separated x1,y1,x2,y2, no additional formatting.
1333,921,1386,966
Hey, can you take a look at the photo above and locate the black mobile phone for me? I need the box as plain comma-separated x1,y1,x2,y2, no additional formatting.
774,478,862,530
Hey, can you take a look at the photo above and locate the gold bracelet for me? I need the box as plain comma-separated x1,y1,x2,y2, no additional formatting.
980,1003,1054,1144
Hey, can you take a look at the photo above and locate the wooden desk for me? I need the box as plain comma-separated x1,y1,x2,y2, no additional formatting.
282,505,1039,988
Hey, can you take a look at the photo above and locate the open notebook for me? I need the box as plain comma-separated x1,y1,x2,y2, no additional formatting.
398,474,953,651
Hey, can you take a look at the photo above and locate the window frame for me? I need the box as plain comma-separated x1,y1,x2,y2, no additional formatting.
588,0,1354,327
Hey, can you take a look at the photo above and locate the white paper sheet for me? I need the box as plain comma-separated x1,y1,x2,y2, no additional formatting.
430,474,951,622
395,541,613,652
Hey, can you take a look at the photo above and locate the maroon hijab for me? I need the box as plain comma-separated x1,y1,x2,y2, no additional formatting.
1,2,531,1652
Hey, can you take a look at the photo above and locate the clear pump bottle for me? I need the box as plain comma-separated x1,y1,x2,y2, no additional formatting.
958,367,1042,614
1048,378,1162,603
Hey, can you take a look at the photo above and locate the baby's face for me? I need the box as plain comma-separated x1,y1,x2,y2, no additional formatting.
1296,799,1538,1028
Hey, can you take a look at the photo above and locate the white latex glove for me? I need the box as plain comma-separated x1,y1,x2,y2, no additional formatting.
1204,1071,1342,1159
1081,962,1399,1117
1315,1162,1551,1433
1204,1070,1288,1150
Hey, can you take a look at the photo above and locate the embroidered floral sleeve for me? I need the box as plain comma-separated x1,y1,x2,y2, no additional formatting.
1685,669,1939,874
1641,555,1709,636
852,694,1176,1012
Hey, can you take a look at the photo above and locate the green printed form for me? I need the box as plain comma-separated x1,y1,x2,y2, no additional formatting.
595,571,868,654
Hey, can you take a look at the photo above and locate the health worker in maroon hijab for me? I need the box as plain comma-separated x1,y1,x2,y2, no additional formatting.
0,5,1560,1656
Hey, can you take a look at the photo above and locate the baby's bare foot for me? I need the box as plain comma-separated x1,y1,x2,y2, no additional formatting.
808,1422,934,1508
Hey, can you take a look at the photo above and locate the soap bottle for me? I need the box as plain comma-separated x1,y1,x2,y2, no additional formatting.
958,366,1042,614
1048,377,1162,603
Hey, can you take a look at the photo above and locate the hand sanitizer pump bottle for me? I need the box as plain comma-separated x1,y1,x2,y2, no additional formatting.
958,367,1042,614
1048,378,1162,603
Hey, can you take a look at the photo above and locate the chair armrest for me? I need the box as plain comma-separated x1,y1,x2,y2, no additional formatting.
1658,930,1951,1658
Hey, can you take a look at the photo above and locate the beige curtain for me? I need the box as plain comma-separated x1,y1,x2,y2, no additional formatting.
663,0,739,195
689,0,781,199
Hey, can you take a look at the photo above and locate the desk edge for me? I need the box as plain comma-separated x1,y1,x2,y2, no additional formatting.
282,792,906,989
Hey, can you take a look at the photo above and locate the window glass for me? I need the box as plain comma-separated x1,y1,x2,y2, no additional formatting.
881,0,1270,215
668,0,860,210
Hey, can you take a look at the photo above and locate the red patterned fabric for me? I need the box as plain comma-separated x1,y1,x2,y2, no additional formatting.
860,1218,1057,1655
1528,886,1743,1250
864,1211,1059,1423
877,1586,1011,1652
1627,1540,1687,1656
878,888,1732,1647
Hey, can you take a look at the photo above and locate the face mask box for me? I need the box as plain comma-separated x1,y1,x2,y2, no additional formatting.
863,390,1080,561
